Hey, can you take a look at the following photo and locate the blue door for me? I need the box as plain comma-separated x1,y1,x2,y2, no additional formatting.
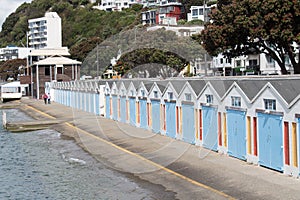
182,103,195,144
227,109,246,160
258,113,283,172
95,93,100,115
105,95,110,119
166,102,176,138
129,98,136,126
120,97,126,123
151,100,160,133
112,95,118,121
140,99,147,129
202,106,218,151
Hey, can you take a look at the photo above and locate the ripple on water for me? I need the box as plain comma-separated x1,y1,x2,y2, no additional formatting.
0,109,174,200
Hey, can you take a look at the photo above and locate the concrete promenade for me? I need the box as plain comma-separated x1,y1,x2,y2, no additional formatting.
10,98,300,199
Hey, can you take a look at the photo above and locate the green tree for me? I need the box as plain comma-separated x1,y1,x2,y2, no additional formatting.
199,0,300,74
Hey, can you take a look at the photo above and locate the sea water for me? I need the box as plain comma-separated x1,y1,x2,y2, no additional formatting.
0,109,170,200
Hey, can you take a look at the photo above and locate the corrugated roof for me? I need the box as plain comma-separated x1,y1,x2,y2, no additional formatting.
29,47,70,56
34,56,81,65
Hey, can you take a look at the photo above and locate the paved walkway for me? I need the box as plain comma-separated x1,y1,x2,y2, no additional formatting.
13,98,300,199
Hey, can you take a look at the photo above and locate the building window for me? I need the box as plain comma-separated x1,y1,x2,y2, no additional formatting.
199,8,203,15
141,89,145,97
168,92,173,100
206,94,213,104
121,89,125,96
57,67,62,74
45,66,50,76
192,9,198,16
264,99,276,111
249,59,258,67
154,91,158,98
231,96,241,107
185,93,191,101
131,90,134,96
236,60,241,67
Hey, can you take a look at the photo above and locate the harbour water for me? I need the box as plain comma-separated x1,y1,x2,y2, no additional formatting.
0,109,172,200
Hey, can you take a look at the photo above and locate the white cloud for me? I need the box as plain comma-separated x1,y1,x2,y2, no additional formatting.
0,0,32,31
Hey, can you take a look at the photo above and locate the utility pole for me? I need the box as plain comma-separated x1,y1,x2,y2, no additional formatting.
204,1,208,76
96,43,99,79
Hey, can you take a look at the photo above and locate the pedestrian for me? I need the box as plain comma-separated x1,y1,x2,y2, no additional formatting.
42,93,48,104
47,93,51,104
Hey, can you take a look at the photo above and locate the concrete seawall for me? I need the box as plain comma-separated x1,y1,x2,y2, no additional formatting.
5,98,300,200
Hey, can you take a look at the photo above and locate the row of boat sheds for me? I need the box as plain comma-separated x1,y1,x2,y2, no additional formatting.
50,75,300,177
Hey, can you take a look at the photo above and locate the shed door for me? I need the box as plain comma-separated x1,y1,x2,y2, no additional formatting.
120,97,126,123
151,100,160,133
140,99,148,129
112,96,118,121
182,104,195,144
129,98,136,126
95,93,100,115
89,93,95,113
202,106,218,151
258,113,283,172
166,102,176,138
105,95,110,119
227,109,246,160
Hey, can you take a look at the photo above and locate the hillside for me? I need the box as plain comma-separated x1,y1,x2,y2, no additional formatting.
0,0,143,61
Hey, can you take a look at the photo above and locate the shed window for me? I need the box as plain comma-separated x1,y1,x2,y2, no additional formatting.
206,94,213,104
154,91,158,98
141,89,145,97
264,99,276,111
185,93,191,101
45,66,50,76
231,96,241,107
168,92,173,100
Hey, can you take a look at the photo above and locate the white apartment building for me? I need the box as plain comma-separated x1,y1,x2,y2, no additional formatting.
28,12,62,49
212,53,295,76
93,0,140,11
0,46,32,61
187,5,216,22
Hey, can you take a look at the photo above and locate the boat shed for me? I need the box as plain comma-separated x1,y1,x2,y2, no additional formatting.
32,55,81,99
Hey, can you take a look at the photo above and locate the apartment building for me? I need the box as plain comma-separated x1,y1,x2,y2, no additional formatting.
0,46,32,61
28,12,62,49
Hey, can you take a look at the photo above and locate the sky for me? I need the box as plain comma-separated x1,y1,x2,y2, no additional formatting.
0,0,32,31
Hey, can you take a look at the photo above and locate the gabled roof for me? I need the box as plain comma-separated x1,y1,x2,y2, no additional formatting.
169,80,186,94
235,79,268,101
156,80,169,93
187,79,206,96
209,79,234,99
268,79,300,105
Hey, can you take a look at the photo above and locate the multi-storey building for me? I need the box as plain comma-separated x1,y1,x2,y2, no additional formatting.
156,0,184,25
141,9,157,25
187,4,216,22
28,12,62,49
0,46,32,61
93,0,141,11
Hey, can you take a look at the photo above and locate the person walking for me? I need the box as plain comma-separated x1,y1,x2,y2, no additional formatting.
42,93,48,104
47,93,51,104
